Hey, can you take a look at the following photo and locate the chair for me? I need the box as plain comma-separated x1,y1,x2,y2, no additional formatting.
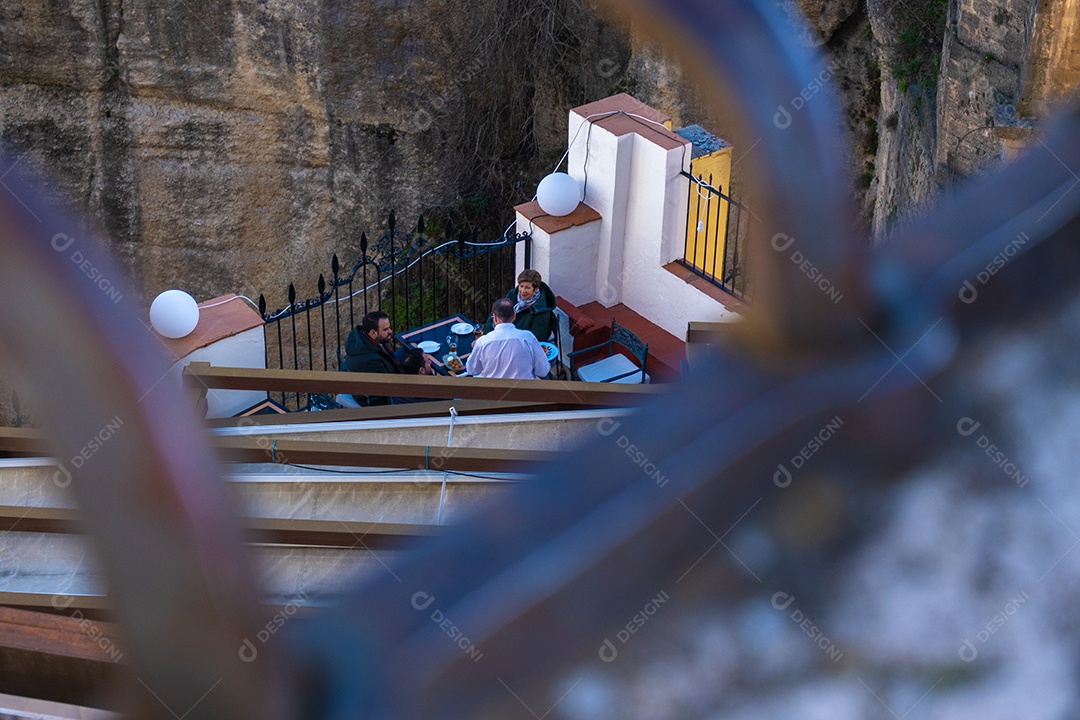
333,347,366,408
568,319,650,383
551,306,572,379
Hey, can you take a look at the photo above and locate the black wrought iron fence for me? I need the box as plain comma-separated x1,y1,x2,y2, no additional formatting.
680,171,751,300
258,213,529,410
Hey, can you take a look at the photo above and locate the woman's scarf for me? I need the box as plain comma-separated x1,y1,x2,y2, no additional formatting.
514,288,541,315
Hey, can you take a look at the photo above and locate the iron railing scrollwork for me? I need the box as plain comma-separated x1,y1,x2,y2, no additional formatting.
257,214,530,409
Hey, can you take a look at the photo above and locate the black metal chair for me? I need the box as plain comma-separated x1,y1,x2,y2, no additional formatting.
550,306,570,380
568,319,650,383
331,346,364,408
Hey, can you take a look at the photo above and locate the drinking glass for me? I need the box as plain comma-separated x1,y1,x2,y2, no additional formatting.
446,334,457,353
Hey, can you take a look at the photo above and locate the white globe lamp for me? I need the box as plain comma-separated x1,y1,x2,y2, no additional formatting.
150,289,200,339
536,172,581,217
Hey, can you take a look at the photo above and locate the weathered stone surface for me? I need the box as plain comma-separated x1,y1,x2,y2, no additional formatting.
934,38,1022,181
1020,0,1080,116
0,0,632,312
789,0,863,42
0,0,1072,311
871,80,939,237
956,0,1033,68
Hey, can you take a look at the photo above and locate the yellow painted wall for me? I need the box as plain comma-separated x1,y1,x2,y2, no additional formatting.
684,145,733,279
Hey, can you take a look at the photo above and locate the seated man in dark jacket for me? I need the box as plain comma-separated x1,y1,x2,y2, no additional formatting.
343,311,402,405
484,268,556,342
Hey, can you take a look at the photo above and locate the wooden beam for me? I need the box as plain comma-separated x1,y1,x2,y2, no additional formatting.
0,606,121,709
206,399,573,428
0,426,50,456
243,517,439,548
183,362,664,406
212,436,549,472
0,505,84,535
0,506,444,548
0,429,550,472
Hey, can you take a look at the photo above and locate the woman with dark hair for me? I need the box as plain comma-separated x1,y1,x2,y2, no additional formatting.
485,269,556,342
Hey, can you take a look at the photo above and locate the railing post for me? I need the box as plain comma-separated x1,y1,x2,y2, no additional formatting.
709,173,721,283
359,232,368,320
388,212,397,329
457,234,466,317
470,229,480,321
443,225,452,318
288,283,299,409
317,275,328,371
683,171,693,263
258,295,268,400
416,216,426,325
331,255,342,357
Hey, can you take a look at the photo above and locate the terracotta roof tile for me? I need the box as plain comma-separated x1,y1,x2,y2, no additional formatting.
157,294,264,361
515,199,602,234
571,93,689,152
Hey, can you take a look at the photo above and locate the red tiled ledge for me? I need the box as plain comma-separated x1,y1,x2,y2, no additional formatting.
157,294,264,361
514,199,601,235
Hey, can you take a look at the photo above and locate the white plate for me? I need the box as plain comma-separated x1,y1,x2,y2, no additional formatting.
538,341,558,361
451,322,475,335
417,340,440,353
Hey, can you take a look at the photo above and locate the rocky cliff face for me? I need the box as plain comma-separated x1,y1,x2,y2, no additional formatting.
618,0,1067,242
0,0,632,310
0,0,1069,314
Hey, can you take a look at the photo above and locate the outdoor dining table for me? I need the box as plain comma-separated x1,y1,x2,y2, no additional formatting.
396,314,480,375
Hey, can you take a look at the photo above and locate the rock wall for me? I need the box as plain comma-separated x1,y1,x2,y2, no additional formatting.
683,0,1076,242
0,0,1074,310
0,0,631,311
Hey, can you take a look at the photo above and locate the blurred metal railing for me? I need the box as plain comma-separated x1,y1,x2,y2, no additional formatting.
0,0,1079,718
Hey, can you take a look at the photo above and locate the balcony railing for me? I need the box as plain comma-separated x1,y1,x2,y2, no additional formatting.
680,171,751,300
257,214,530,409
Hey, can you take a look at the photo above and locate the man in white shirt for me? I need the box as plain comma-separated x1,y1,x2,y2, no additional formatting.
466,299,551,380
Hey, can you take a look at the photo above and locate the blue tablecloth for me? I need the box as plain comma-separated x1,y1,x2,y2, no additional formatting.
397,314,479,374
